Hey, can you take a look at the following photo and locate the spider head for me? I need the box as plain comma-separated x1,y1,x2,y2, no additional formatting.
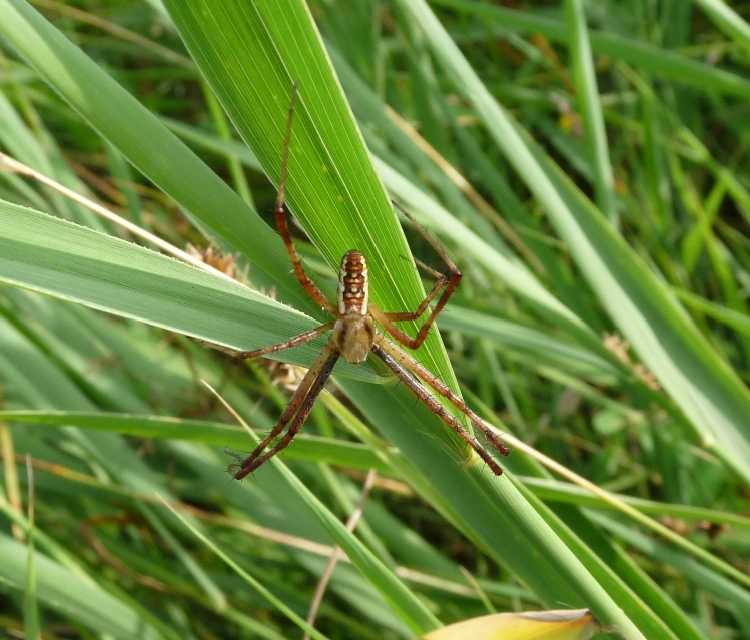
333,314,374,364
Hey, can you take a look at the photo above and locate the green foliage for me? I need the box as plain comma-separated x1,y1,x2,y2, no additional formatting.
0,1,748,638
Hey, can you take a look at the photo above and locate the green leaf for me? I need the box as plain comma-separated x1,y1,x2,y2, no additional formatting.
0,199,379,382
0,3,732,638
159,1,649,634
0,410,390,473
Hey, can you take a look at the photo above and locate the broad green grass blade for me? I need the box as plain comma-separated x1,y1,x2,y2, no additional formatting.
1,2,734,637
160,0,446,359
398,0,750,486
0,199,378,382
162,1,646,635
0,2,746,637
165,107,591,339
3,56,438,631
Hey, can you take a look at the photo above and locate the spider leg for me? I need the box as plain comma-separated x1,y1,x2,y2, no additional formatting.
413,257,445,282
370,213,461,349
232,348,325,479
275,84,334,312
376,256,449,323
382,264,447,322
207,322,333,361
375,336,509,459
371,342,504,476
234,346,339,478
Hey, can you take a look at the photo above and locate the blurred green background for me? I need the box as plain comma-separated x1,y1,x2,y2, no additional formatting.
0,1,749,638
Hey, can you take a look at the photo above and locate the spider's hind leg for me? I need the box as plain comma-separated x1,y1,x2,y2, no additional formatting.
371,342,504,475
237,348,338,476
374,335,509,467
232,343,338,479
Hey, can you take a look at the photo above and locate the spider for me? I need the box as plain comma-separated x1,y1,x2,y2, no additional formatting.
223,86,509,480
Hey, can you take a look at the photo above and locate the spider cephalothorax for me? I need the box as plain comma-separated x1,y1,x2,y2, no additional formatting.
214,86,509,480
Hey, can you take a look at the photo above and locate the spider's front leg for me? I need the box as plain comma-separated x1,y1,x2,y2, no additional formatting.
202,322,333,361
274,83,334,313
370,214,461,351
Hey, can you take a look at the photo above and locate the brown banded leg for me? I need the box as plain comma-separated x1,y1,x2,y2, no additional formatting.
202,322,333,360
235,347,339,478
371,343,503,475
370,211,461,349
369,264,459,349
233,343,336,479
382,260,447,322
375,336,509,457
275,83,333,312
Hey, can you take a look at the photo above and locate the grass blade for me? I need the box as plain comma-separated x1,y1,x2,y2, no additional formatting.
0,410,389,472
0,199,378,382
564,0,616,223
161,1,646,634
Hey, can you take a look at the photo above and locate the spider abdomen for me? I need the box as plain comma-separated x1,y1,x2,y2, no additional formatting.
338,250,368,315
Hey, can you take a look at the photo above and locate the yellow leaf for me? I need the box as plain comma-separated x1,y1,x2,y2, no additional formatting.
423,608,598,640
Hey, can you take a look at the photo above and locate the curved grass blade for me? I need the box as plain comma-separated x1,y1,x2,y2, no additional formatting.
0,410,390,473
0,3,695,636
0,199,380,382
161,1,648,634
